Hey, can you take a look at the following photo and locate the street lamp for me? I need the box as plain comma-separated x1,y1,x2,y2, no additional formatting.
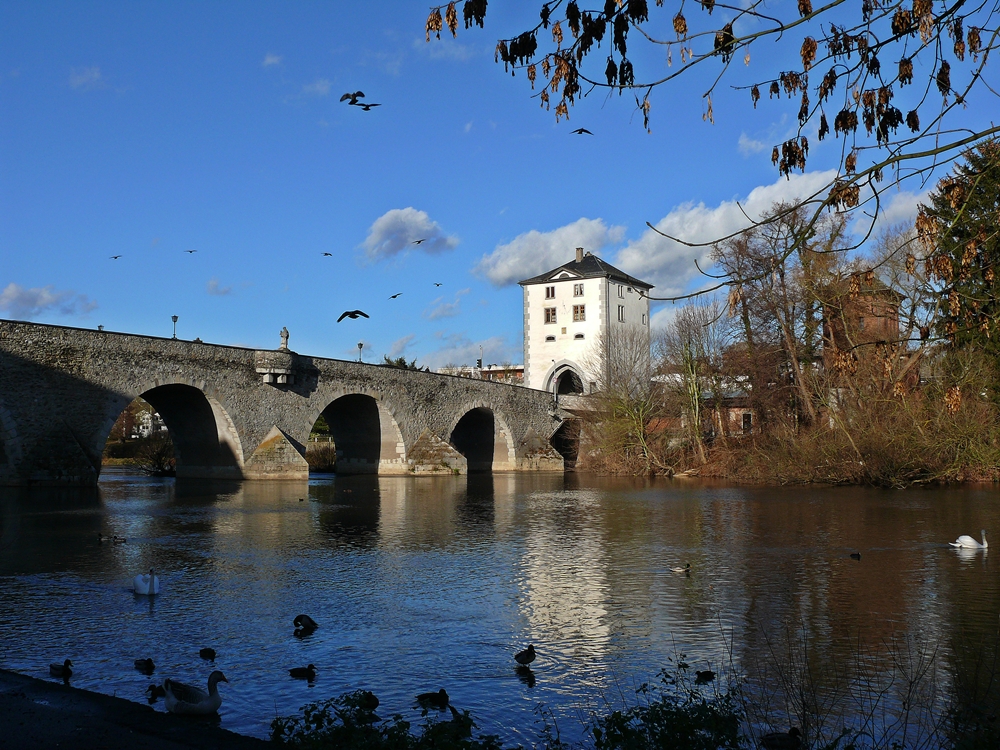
171,315,179,339
357,341,364,362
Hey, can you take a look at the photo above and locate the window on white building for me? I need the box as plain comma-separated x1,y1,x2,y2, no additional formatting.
544,307,557,324
572,304,585,322
642,313,647,325
545,335,556,342
617,305,625,322
617,285,625,298
545,286,555,299
573,283,584,296
574,333,584,339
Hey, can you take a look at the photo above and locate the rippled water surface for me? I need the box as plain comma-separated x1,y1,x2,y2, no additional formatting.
1,472,997,743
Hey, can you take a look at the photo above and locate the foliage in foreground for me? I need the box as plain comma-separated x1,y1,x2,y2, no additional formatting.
270,690,502,750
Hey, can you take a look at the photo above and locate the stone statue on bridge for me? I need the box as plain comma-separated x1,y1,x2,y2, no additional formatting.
279,327,289,351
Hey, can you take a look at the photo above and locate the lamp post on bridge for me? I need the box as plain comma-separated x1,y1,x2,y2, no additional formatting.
357,341,364,363
171,315,178,339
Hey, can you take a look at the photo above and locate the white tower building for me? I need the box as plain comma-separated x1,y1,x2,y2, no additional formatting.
519,248,653,394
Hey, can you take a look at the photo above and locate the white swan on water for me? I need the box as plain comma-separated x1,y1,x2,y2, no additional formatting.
133,568,160,595
950,530,988,549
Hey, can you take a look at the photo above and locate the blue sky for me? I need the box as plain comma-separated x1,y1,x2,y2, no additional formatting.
0,1,929,369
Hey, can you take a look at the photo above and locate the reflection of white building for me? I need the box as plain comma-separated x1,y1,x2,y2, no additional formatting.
519,248,653,394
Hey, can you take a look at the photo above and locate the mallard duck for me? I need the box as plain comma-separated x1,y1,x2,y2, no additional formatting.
416,688,449,710
951,530,988,549
289,664,317,680
671,563,691,573
199,647,216,660
112,535,127,544
49,659,72,678
97,533,111,544
761,727,802,750
163,671,228,715
850,552,862,560
359,690,379,711
695,669,715,684
133,568,159,595
146,683,166,702
134,658,155,675
514,645,536,666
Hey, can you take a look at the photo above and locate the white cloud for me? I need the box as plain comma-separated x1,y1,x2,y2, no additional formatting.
262,53,283,67
868,188,927,232
0,283,97,319
69,66,103,91
614,170,838,297
474,218,626,287
389,334,415,357
738,132,766,155
414,37,478,62
361,207,459,262
464,121,473,133
424,288,470,320
302,78,331,96
421,333,515,371
206,278,232,296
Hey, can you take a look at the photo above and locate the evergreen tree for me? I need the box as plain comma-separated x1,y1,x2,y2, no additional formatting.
918,139,1000,357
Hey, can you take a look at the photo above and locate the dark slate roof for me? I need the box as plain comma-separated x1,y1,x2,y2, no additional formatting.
518,253,654,289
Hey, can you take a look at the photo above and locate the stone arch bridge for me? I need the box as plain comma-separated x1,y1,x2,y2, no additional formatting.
0,321,569,485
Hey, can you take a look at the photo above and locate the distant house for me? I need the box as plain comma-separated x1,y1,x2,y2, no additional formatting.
822,276,903,369
519,247,653,394
436,364,524,383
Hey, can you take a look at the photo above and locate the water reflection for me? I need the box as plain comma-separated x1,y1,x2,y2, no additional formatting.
0,472,997,746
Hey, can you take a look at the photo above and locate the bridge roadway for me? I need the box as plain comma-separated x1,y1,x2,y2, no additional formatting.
0,320,567,485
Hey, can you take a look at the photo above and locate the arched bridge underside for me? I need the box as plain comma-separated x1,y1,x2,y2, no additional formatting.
0,320,565,485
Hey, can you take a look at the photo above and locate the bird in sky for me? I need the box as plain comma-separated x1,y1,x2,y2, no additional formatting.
354,103,381,111
389,293,402,299
184,249,197,254
110,255,122,259
413,238,427,245
433,282,442,287
340,90,364,104
571,128,593,135
322,252,333,256
337,310,369,322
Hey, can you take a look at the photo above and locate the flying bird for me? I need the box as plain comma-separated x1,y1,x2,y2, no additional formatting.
389,293,402,299
340,90,365,104
184,249,197,254
433,282,443,286
354,102,381,111
413,238,427,245
110,255,122,259
571,128,593,135
322,252,333,256
337,310,369,322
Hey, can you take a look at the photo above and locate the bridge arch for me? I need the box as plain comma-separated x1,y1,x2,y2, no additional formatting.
0,397,22,471
449,403,516,472
100,381,244,480
310,390,405,475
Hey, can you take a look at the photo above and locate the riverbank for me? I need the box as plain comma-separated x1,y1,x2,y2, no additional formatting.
0,669,268,749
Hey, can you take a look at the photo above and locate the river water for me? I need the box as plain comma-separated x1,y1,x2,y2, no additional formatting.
0,471,997,745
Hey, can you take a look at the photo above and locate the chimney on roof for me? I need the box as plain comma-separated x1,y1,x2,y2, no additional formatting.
575,247,584,263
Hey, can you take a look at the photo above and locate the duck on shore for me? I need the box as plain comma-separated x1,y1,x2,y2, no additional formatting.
163,670,228,715
49,659,72,679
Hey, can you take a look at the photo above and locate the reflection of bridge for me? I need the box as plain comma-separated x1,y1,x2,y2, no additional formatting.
0,320,569,485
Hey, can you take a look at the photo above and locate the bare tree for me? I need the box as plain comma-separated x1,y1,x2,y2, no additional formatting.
582,324,667,473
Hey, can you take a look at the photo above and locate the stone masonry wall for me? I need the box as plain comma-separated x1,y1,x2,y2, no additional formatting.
0,320,564,485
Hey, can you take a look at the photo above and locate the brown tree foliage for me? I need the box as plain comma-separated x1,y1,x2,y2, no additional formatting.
427,1,1000,270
